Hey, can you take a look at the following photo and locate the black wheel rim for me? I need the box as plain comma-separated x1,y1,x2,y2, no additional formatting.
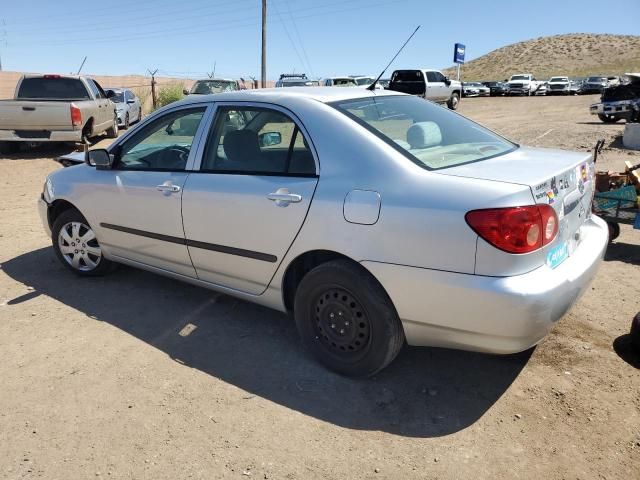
313,287,370,356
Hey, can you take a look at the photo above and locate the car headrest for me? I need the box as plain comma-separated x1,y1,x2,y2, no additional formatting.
223,129,261,163
407,121,442,149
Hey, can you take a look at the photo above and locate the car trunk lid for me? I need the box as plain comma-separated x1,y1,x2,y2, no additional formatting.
438,146,595,271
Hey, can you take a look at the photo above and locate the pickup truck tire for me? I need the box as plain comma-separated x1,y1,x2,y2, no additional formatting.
447,92,460,110
106,116,119,138
598,114,621,124
0,142,20,154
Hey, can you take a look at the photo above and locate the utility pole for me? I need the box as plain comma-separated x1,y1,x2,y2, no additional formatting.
148,69,158,109
261,0,266,88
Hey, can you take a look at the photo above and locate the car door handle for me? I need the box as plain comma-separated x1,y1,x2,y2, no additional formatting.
157,183,181,193
267,188,302,206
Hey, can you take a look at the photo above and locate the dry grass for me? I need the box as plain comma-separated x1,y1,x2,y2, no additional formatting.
443,33,640,81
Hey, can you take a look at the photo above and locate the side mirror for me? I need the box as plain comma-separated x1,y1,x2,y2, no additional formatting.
444,77,451,85
127,99,135,104
182,89,190,95
87,149,113,170
259,131,282,147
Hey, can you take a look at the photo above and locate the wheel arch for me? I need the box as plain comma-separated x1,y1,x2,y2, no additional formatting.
280,250,398,317
82,117,95,137
47,199,82,231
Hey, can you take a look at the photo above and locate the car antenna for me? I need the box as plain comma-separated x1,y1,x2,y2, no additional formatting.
368,25,421,91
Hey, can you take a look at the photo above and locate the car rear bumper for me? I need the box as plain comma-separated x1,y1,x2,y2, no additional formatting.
0,129,82,143
362,215,608,354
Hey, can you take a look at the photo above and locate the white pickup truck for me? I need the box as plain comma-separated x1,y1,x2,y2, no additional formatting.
506,74,544,96
388,69,462,110
0,74,118,152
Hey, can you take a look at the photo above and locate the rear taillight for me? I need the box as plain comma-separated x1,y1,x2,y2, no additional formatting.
465,205,558,254
70,104,82,127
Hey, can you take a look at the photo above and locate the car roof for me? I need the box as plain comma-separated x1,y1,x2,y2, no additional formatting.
173,87,402,106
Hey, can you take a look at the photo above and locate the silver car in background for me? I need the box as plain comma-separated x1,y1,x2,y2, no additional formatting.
105,88,142,129
38,88,608,376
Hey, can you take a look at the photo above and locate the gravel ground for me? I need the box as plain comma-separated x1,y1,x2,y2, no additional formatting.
0,94,638,480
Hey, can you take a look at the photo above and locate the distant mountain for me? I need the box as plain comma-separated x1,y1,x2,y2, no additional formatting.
443,33,640,81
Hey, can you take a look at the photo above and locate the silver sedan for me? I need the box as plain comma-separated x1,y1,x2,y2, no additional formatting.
38,88,608,376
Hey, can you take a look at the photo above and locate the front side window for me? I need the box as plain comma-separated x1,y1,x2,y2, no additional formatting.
116,107,206,171
108,90,125,103
331,95,516,170
201,106,315,175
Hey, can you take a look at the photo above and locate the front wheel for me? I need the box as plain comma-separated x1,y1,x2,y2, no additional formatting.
294,260,405,377
447,92,460,110
106,115,119,138
598,113,621,124
52,209,114,276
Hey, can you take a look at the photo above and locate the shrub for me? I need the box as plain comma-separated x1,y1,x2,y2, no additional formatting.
156,83,184,108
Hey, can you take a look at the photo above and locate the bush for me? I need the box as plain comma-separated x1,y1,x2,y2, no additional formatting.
156,83,184,108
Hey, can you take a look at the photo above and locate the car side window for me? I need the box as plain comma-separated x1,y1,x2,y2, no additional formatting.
93,80,108,99
426,72,438,83
86,79,102,99
116,107,206,171
124,90,132,101
201,106,315,176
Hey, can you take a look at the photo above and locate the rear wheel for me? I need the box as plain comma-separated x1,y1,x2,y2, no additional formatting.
294,260,404,377
598,113,621,124
52,209,114,276
607,222,621,243
447,92,460,110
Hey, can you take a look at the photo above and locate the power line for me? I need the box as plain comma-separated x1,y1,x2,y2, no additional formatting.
283,0,315,78
272,0,311,76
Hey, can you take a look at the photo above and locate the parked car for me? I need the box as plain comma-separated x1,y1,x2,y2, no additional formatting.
388,69,462,109
320,77,358,87
482,81,508,96
582,76,608,94
275,74,318,87
184,79,241,95
533,82,547,96
0,74,117,152
506,74,543,96
378,79,390,88
590,72,640,123
569,80,583,95
39,87,608,376
104,88,142,129
462,82,490,97
547,76,571,95
349,76,383,89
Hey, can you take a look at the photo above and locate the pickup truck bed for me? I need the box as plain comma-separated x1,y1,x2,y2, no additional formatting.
0,100,82,142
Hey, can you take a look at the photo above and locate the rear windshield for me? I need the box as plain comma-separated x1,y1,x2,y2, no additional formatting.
17,77,90,100
330,95,516,170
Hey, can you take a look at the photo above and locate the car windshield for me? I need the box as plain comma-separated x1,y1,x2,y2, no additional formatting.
333,78,357,87
587,77,606,82
190,80,237,94
510,75,529,81
550,77,568,82
354,77,374,86
108,91,125,103
331,95,516,170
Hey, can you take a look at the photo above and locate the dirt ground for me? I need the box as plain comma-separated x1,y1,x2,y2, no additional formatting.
0,94,638,480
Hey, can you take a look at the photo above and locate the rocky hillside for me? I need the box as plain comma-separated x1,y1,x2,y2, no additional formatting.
444,33,640,81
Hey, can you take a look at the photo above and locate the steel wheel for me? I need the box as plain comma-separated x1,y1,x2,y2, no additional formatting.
58,221,101,272
314,287,371,356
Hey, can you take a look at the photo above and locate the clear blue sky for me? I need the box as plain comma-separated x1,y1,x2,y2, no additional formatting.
0,0,638,79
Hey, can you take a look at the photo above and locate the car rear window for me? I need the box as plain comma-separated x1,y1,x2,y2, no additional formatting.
17,77,91,100
330,95,516,170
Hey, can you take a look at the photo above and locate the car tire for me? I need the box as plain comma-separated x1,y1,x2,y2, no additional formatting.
138,108,143,123
106,116,119,138
124,113,130,130
52,208,114,277
607,222,621,243
293,259,405,377
598,113,621,124
447,92,460,110
631,312,640,352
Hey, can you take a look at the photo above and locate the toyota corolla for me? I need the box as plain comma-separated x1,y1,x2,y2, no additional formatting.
39,88,608,376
